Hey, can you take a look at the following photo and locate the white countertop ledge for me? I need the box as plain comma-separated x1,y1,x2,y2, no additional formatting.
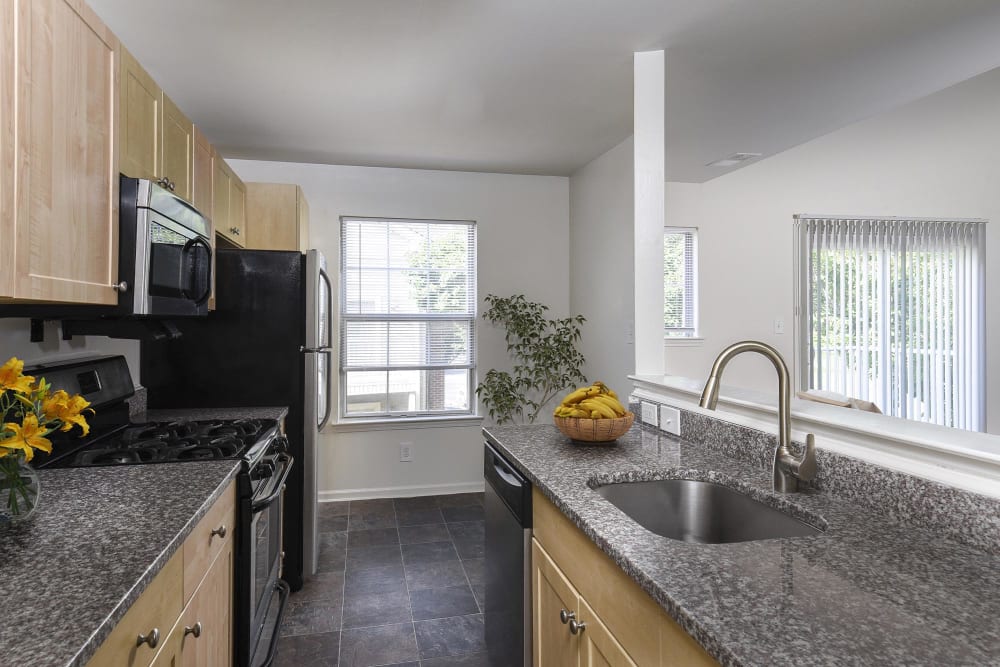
630,374,1000,498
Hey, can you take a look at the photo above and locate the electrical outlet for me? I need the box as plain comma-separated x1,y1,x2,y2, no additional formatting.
399,442,413,462
659,406,681,436
774,317,785,335
640,402,658,426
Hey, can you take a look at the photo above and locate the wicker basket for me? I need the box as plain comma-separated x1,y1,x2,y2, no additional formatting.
554,412,634,443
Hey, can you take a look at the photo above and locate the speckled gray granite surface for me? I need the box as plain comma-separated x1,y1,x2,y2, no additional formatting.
0,461,240,667
484,424,1000,667
139,405,289,422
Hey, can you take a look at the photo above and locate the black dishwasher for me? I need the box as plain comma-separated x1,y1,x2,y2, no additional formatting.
484,441,532,666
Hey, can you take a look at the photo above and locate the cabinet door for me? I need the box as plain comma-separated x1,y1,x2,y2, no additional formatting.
212,156,232,242
161,93,193,202
119,46,160,180
5,0,120,305
181,539,234,666
297,188,310,251
532,539,579,667
230,175,246,243
149,622,184,667
191,125,213,216
578,598,637,667
245,182,299,251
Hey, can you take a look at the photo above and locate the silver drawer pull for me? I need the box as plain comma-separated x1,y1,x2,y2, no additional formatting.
184,622,203,639
136,628,159,649
569,618,586,635
210,525,227,539
559,609,574,624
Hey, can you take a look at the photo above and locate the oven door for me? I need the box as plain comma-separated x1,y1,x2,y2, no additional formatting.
248,453,293,666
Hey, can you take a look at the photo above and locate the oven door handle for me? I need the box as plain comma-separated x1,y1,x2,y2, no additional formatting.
257,580,291,667
252,453,294,514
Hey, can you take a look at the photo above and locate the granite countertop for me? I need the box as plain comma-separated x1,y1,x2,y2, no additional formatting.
484,424,1000,666
0,461,240,667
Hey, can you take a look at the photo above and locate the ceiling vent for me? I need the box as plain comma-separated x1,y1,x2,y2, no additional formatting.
706,152,762,168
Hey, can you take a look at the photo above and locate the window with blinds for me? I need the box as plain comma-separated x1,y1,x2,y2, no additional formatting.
664,228,698,338
341,217,477,418
794,215,986,431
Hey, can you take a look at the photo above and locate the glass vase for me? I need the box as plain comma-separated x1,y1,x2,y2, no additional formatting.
0,453,41,524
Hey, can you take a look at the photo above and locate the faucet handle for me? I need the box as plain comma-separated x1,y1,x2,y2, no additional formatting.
793,434,817,482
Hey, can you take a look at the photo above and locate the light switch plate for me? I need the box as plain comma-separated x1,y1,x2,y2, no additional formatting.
640,402,658,426
659,406,681,435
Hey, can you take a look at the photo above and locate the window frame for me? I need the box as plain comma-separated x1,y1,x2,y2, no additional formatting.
339,216,478,421
663,226,700,339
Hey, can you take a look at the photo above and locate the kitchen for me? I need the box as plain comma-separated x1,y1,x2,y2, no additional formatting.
0,2,997,664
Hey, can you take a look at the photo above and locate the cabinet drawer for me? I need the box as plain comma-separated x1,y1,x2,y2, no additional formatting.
183,480,235,603
86,548,184,667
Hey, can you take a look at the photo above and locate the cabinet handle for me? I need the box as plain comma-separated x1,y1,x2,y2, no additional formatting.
569,618,586,635
559,609,574,625
136,628,160,649
168,179,176,192
184,622,203,639
229,227,238,234
111,281,129,292
211,525,227,539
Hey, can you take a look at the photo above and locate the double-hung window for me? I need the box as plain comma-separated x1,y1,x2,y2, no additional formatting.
340,217,477,419
794,215,986,431
664,227,699,338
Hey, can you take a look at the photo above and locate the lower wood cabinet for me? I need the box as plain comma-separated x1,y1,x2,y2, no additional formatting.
532,488,717,667
87,481,235,667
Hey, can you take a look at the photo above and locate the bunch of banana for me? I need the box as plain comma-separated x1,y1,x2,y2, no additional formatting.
553,381,628,419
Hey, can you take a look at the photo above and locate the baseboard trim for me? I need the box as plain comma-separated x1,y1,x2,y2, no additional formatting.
319,480,486,502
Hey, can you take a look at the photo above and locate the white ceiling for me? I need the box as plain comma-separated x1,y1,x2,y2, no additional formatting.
88,0,1000,181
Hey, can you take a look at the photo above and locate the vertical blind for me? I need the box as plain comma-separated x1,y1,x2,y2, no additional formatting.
664,228,698,337
794,215,986,431
341,217,477,418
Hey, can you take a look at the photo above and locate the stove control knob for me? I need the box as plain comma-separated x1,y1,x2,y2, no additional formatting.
274,436,289,453
251,462,275,480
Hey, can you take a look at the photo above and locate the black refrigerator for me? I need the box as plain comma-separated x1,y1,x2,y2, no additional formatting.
141,248,332,590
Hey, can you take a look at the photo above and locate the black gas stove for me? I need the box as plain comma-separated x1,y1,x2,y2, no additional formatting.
42,417,276,468
28,355,292,667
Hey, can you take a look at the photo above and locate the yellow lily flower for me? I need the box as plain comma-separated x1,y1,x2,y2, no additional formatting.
1,414,52,462
0,357,34,395
42,390,91,436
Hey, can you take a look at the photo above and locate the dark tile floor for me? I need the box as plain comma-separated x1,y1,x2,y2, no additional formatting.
276,492,489,667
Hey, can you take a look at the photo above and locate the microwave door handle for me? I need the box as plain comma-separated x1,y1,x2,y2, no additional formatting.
179,236,213,305
252,454,294,513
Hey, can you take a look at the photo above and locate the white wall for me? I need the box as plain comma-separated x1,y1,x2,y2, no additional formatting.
663,67,1000,434
0,320,140,384
229,159,570,498
568,136,635,392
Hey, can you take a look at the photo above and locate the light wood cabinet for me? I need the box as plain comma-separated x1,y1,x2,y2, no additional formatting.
245,183,311,251
0,0,120,305
119,46,193,202
161,93,193,202
213,157,246,247
192,126,214,217
87,481,236,667
532,488,717,667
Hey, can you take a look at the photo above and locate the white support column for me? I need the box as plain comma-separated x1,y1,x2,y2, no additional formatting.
634,50,665,376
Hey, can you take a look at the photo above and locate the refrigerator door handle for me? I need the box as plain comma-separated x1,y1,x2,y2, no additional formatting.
318,266,333,348
318,349,333,431
300,346,331,354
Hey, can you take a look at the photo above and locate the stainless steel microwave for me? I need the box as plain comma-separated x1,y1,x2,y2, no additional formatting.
117,177,212,317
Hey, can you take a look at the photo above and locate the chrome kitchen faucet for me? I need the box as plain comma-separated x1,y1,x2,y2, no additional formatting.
699,341,817,493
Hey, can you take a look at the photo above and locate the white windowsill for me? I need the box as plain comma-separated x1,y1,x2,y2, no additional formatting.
663,336,704,347
629,374,1000,498
328,414,484,433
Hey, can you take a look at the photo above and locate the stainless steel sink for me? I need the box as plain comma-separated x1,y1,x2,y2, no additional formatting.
594,479,822,544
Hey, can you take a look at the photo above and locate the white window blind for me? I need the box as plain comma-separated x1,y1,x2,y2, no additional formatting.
794,215,986,431
664,228,698,337
341,217,477,418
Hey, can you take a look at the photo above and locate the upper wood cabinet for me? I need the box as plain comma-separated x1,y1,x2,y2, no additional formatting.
213,157,246,247
119,46,193,202
0,0,120,305
191,126,214,217
245,183,311,251
161,94,193,202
